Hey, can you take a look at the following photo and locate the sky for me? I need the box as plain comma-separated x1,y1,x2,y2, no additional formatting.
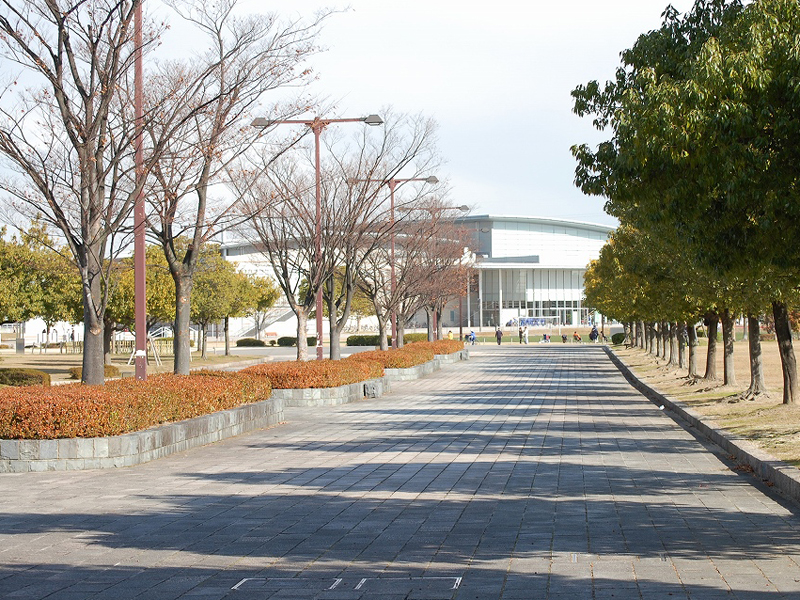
224,1,697,227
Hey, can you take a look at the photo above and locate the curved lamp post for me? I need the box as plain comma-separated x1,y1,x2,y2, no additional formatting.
252,115,383,360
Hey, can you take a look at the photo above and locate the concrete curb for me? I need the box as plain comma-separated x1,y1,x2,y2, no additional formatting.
0,349,469,472
605,346,800,504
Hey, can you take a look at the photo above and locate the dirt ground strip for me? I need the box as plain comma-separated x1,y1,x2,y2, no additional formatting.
613,340,800,467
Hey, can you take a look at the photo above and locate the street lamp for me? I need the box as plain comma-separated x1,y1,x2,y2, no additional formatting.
134,0,146,380
351,175,439,349
252,114,383,360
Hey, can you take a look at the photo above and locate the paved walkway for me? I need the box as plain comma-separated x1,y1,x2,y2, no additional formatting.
2,346,800,600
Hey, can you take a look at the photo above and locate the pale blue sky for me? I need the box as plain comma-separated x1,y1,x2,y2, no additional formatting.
227,1,697,227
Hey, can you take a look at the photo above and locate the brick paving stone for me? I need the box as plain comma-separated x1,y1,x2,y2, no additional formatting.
2,346,800,599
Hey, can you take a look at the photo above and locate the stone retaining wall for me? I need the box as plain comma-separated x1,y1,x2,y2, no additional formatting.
385,348,470,382
0,396,283,473
0,349,469,473
272,377,389,407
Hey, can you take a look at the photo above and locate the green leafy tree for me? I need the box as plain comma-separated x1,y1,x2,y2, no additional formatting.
191,246,241,359
249,275,282,341
572,0,800,400
222,272,260,356
0,228,41,324
22,224,83,348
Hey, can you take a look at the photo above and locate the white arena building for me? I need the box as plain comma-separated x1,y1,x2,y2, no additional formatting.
220,214,612,337
451,215,612,330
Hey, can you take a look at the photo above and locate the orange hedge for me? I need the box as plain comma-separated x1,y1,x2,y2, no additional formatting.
243,359,384,389
426,340,465,355
348,340,463,369
350,349,416,369
0,371,272,440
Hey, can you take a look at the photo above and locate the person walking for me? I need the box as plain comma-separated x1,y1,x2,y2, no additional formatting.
522,326,529,344
495,328,503,345
518,325,523,344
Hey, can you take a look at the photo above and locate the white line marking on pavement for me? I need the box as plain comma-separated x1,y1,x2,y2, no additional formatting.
232,578,264,590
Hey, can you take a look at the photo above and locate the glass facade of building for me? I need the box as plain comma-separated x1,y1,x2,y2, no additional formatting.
477,268,588,328
446,215,611,331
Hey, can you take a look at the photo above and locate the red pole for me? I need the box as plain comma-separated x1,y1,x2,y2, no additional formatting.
134,0,146,381
389,180,397,349
314,124,324,361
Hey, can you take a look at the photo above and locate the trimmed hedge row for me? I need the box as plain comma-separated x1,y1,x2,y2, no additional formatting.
346,333,429,346
68,365,121,380
0,368,51,387
278,336,317,347
236,338,266,347
611,333,626,345
347,340,463,369
0,371,272,440
0,340,464,440
243,359,384,389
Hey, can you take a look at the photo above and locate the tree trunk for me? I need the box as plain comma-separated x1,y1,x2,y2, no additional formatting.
655,322,663,358
173,275,194,375
721,308,736,386
668,322,679,368
296,309,309,361
687,321,699,378
648,322,657,355
224,316,230,356
377,316,389,351
201,323,208,359
103,323,114,366
327,280,354,361
773,300,798,404
426,308,435,342
658,322,665,357
704,311,719,381
397,318,406,348
636,321,644,348
81,261,106,385
677,322,687,369
329,322,343,360
745,315,767,398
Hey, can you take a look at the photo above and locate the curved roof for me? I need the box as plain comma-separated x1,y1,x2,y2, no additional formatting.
457,214,615,235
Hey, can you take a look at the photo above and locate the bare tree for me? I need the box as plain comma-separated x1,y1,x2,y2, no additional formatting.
0,0,174,384
412,216,470,341
323,112,441,358
361,203,468,347
141,0,327,374
236,111,440,360
235,159,330,360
